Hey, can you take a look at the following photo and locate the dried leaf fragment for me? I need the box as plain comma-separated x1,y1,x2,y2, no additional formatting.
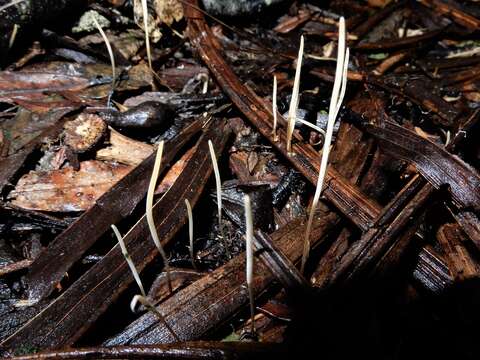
96,127,153,166
155,0,184,26
9,160,131,212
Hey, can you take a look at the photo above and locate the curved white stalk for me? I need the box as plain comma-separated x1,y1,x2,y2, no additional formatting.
272,75,279,141
146,141,172,292
286,35,305,154
0,0,25,13
296,118,326,137
244,194,255,335
184,199,196,270
140,0,152,70
208,140,229,256
301,17,348,274
92,15,115,107
111,224,146,297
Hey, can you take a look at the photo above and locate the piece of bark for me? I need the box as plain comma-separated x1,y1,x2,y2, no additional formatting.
11,342,282,360
418,0,480,30
147,269,204,306
1,119,229,352
413,245,454,293
363,120,480,211
437,223,479,281
254,230,310,295
355,28,443,50
449,210,480,252
0,259,32,277
324,176,435,287
0,68,90,102
8,160,131,212
96,127,153,166
0,107,75,194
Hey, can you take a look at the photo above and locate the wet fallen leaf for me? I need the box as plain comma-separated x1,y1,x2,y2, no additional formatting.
9,160,131,212
1,107,73,155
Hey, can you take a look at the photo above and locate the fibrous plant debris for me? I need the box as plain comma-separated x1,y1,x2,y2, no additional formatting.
0,0,479,359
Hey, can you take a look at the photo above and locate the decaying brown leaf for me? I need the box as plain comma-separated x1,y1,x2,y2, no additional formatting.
8,160,131,212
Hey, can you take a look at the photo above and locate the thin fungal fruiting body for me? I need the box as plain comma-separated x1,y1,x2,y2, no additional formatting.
0,0,26,13
296,118,326,137
244,194,255,335
140,0,152,70
208,140,230,257
286,35,305,154
91,15,115,107
301,17,349,274
185,199,197,270
146,141,173,292
272,75,279,142
111,224,146,297
111,225,179,340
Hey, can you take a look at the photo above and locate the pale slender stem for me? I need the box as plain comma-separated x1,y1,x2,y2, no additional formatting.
8,24,19,49
208,140,230,257
296,118,326,137
286,35,305,154
272,75,279,141
130,295,180,341
111,225,146,297
0,0,26,13
140,0,152,70
92,15,115,107
146,141,172,293
301,17,348,274
244,194,255,335
184,199,197,270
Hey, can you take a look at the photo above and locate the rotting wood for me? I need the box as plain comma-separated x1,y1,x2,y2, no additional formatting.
11,342,282,360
